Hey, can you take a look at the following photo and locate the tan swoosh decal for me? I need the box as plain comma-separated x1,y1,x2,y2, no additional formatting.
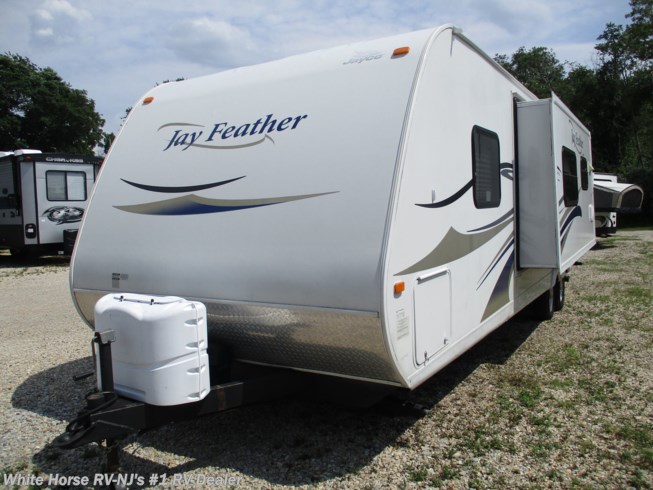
396,218,513,276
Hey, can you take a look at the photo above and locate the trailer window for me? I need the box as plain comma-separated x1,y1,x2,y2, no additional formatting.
580,157,589,191
0,163,14,208
562,147,579,206
46,171,87,201
472,126,501,209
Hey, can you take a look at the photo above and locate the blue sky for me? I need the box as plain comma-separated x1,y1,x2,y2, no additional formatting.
1,0,633,135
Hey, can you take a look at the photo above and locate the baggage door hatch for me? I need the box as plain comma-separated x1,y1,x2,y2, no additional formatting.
413,268,451,365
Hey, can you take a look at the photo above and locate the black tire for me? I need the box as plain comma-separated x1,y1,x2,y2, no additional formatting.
554,276,565,311
531,287,554,321
9,248,26,258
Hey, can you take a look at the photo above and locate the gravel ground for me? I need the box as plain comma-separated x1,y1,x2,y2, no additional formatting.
0,230,651,489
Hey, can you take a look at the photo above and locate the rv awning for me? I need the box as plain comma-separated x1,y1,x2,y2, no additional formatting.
593,182,644,213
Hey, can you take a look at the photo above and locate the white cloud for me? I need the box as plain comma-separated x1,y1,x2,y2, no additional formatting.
33,8,54,22
1,0,633,135
29,0,92,45
34,27,54,37
44,0,91,21
167,17,258,68
550,41,599,67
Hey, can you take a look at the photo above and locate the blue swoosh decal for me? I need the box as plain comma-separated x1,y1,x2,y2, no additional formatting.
416,180,473,209
115,192,338,216
481,251,515,321
415,162,513,209
120,176,245,193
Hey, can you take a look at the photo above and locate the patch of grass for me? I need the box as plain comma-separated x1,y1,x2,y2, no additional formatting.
620,286,652,307
548,378,574,389
580,293,612,303
577,378,618,404
569,477,598,489
602,359,625,376
517,385,543,408
500,370,540,389
429,464,461,487
547,468,563,481
529,438,559,460
577,437,596,456
467,475,485,489
496,393,523,424
621,450,633,463
628,469,651,489
617,421,652,449
530,414,554,435
611,419,653,471
556,398,579,410
547,344,587,373
461,426,506,456
603,235,641,243
408,465,428,483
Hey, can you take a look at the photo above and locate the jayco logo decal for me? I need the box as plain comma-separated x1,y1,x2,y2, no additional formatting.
571,129,584,153
569,120,585,155
160,113,308,151
343,50,384,65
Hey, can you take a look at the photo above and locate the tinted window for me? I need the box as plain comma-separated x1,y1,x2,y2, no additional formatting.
562,147,579,206
580,157,589,191
472,126,501,209
46,171,87,201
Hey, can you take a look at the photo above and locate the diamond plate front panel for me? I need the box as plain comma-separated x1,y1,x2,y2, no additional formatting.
205,302,400,383
73,291,401,384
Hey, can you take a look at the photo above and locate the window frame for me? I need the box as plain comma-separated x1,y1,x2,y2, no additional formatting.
471,125,501,209
46,170,87,202
562,147,579,207
580,156,589,191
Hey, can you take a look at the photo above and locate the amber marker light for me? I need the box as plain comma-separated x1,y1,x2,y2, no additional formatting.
394,281,406,294
392,46,410,57
143,96,154,105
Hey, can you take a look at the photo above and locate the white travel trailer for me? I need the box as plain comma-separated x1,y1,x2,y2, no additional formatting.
593,173,644,235
0,150,100,256
62,25,596,447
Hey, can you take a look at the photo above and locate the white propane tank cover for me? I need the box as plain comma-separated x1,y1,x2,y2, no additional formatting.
94,293,209,406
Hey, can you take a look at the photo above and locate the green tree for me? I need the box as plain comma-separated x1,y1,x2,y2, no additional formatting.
595,7,652,219
625,0,653,64
494,46,566,98
496,2,653,222
0,53,105,153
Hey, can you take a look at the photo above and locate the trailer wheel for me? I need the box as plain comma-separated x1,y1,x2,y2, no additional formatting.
554,276,565,311
9,248,25,258
531,287,554,321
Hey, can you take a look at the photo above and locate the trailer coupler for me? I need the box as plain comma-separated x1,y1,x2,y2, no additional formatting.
53,330,305,450
54,370,303,450
52,391,124,449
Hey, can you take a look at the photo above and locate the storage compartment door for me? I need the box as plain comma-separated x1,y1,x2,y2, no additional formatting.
413,269,451,366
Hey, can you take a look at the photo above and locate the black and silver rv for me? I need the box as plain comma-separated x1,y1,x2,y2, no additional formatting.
0,149,100,257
